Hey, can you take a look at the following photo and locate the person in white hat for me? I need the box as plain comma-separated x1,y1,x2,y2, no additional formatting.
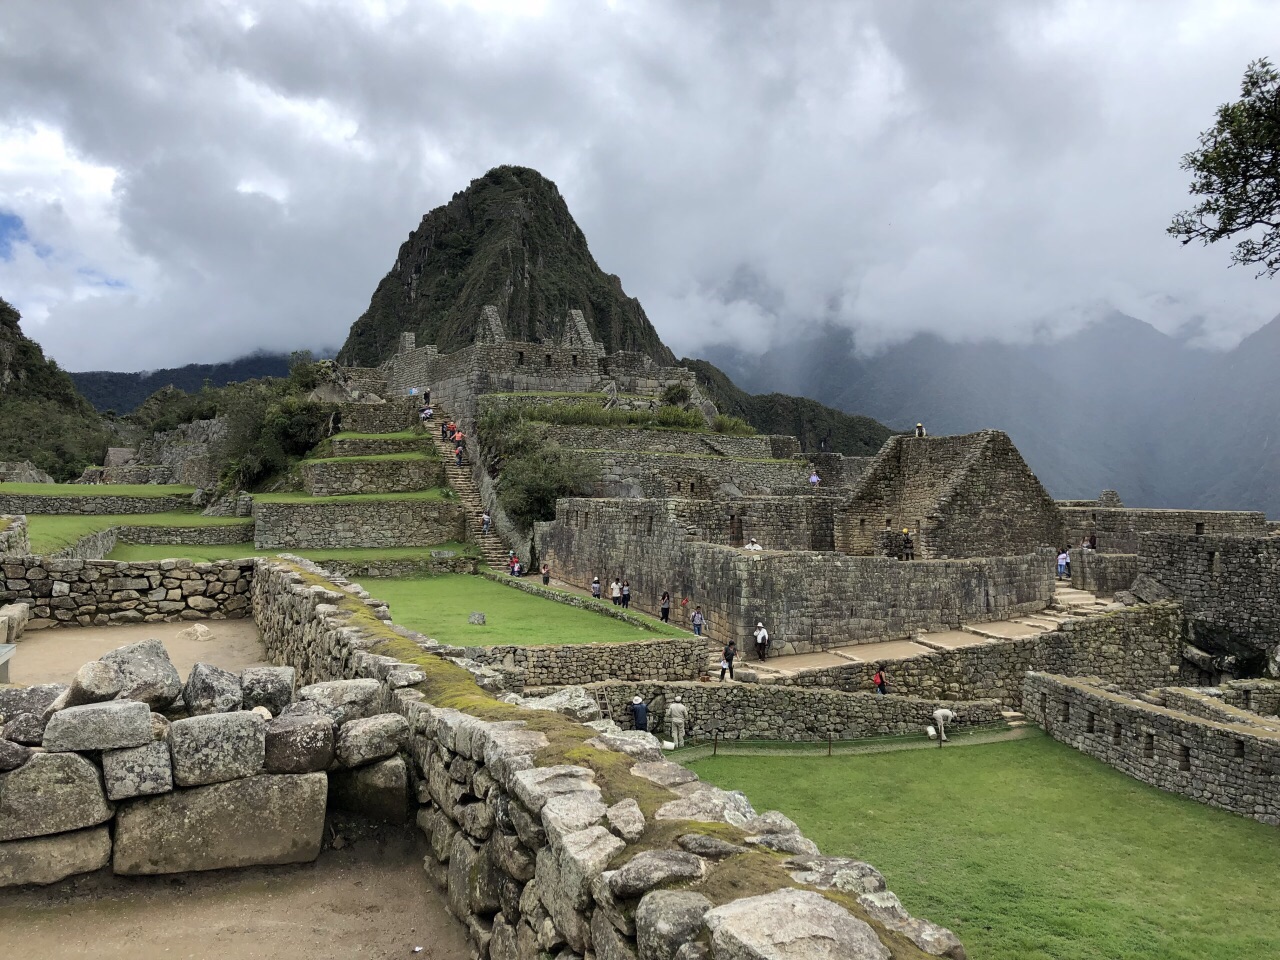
744,537,763,551
667,695,689,749
753,621,770,661
629,696,649,732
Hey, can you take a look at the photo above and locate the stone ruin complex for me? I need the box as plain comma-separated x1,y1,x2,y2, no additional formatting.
3,305,1280,957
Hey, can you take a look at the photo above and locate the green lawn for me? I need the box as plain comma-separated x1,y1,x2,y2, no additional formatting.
690,734,1280,960
328,430,423,441
365,574,663,646
252,488,449,504
303,451,435,465
25,513,249,554
104,542,479,563
0,482,196,497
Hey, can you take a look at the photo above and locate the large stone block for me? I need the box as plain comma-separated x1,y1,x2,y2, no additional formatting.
264,713,335,773
112,772,327,875
536,825,625,953
241,665,295,714
329,755,408,822
0,683,66,719
0,825,112,888
0,752,114,842
334,713,409,767
636,891,713,960
100,638,182,708
103,740,174,801
297,678,381,724
704,888,890,960
183,662,242,715
169,711,266,786
42,700,153,752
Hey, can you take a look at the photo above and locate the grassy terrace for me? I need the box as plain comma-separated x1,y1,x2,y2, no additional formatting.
252,488,450,504
105,542,479,563
0,482,196,497
302,452,435,465
365,574,665,646
691,734,1280,960
25,512,248,554
327,430,423,441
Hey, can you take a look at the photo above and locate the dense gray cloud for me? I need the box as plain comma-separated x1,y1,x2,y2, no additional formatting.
0,0,1277,370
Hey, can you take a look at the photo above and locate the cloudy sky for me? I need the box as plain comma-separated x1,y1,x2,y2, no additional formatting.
1,0,1277,371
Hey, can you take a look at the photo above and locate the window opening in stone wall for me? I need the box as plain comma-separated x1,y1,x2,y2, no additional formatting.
516,351,524,365
1234,739,1246,759
571,354,578,366
1039,692,1047,716
1195,522,1205,535
1061,701,1071,722
1112,721,1122,745
1091,511,1097,522
647,516,653,536
545,354,552,367
1178,744,1191,771
729,515,743,547
1143,732,1154,759
1243,689,1253,711
1086,711,1095,733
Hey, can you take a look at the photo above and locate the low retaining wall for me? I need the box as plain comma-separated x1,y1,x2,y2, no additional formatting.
337,401,417,434
1070,550,1137,596
1,557,254,628
1,515,30,557
254,499,465,549
1024,673,1280,825
100,464,175,484
773,603,1183,708
467,636,706,688
301,456,444,497
329,436,427,457
0,492,193,515
50,522,256,562
593,680,1003,742
251,556,969,959
320,555,479,579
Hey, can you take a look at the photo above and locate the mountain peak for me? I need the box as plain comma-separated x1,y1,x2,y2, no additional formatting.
337,166,674,366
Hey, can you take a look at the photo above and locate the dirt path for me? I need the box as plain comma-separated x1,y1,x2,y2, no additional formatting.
0,824,469,960
10,619,267,685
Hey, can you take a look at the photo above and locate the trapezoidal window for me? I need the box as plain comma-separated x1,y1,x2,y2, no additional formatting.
1086,712,1096,734
1061,701,1071,722
571,354,578,367
1112,721,1122,745
1178,744,1191,771
515,351,524,366
1195,522,1205,535
545,354,553,367
1209,550,1221,574
1143,733,1155,759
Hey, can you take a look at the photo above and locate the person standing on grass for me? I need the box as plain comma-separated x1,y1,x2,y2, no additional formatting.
753,622,769,661
541,562,550,586
610,578,622,606
660,591,671,623
873,667,888,695
629,696,649,732
667,695,689,748
621,580,631,608
933,706,957,742
691,606,705,637
591,576,602,599
719,640,737,681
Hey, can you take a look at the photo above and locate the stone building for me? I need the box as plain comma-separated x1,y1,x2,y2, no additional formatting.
836,430,1064,559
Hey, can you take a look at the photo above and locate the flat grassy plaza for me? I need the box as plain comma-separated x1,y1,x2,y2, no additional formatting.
24,512,250,554
691,734,1280,960
364,574,665,646
103,542,479,563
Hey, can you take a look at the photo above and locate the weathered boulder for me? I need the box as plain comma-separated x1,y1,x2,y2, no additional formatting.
241,665,295,714
103,740,174,801
101,639,182,708
677,833,748,859
0,683,65,720
0,825,112,888
489,828,536,881
500,686,600,722
446,831,480,919
42,700,153,752
636,890,712,960
182,662,242,715
606,797,647,843
630,759,698,789
541,790,608,844
655,784,755,826
279,698,346,726
169,711,265,786
0,752,114,841
704,888,890,959
535,825,625,953
512,764,599,814
592,907,640,960
609,850,707,899
786,855,886,895
264,713,334,773
174,623,213,642
588,730,665,762
330,755,408,822
112,772,327,875
297,678,380,724
334,713,408,767
857,892,967,960
1,712,43,746
0,738,33,772
65,659,124,707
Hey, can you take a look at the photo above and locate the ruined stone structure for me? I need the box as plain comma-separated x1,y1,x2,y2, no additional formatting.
1059,505,1267,555
0,461,54,484
0,515,30,557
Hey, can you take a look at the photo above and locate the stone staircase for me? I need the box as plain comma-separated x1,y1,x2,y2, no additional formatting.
427,408,511,571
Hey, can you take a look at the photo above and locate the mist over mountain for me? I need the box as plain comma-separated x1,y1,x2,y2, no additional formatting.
702,312,1280,515
70,353,294,414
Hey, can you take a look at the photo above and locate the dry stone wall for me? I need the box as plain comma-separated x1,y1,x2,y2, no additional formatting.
1069,549,1138,596
329,435,427,457
133,418,225,487
0,492,194,515
253,498,465,549
0,515,30,557
98,464,175,484
1024,672,1280,825
466,636,705,688
552,425,799,460
0,557,253,628
301,456,444,497
337,400,419,434
584,449,818,499
251,556,970,960
1061,507,1267,555
773,603,1183,708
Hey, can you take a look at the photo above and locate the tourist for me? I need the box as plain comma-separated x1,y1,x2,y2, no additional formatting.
660,591,671,623
591,577,602,599
424,405,433,421
1088,532,1097,551
902,529,914,561
621,580,631,608
932,706,957,743
1057,548,1069,580
455,445,464,467
719,640,737,681
508,552,519,576
481,511,491,535
541,562,550,586
744,537,763,551
808,469,821,491
691,606,705,637
610,579,622,605
629,696,649,732
753,621,769,661
915,423,927,438
667,695,689,748
418,405,429,423
442,420,452,441
424,387,431,405
873,667,888,695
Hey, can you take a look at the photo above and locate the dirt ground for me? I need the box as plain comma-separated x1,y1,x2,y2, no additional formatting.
0,822,470,960
9,619,268,686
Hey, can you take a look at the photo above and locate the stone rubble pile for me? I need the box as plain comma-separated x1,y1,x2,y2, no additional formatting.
0,639,415,887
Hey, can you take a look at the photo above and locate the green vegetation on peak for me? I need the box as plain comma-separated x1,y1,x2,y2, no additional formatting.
337,165,675,366
0,296,110,480
682,357,894,457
